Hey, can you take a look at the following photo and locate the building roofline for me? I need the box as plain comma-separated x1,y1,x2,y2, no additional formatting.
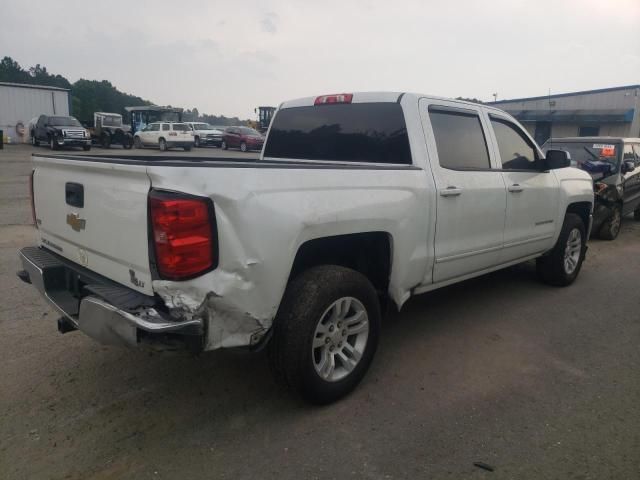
488,84,640,105
0,81,70,92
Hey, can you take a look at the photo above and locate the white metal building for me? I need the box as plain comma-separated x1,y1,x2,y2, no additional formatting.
488,85,640,145
0,82,70,143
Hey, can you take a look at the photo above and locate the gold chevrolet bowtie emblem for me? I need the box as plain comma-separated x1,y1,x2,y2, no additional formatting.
66,213,86,232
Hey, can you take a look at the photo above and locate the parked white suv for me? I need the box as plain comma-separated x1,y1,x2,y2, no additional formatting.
185,122,224,148
133,122,194,151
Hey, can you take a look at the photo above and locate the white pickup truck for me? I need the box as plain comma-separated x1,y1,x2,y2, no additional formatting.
18,92,594,403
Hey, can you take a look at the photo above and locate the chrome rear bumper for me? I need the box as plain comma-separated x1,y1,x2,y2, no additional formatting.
18,246,202,348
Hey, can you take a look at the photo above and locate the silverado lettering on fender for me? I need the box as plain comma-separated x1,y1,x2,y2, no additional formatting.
18,92,594,404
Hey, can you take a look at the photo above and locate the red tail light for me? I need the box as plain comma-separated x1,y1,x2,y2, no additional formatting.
314,93,353,105
29,170,37,227
149,190,217,280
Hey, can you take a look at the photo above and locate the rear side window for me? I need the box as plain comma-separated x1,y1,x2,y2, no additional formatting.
264,103,412,164
172,124,189,131
429,108,491,169
161,124,169,131
150,124,160,132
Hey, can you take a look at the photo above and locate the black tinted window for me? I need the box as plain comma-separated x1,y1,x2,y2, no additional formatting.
491,118,540,170
264,103,412,164
429,109,490,169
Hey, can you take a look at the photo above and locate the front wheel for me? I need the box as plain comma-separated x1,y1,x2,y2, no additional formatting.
598,206,622,240
159,138,167,151
221,140,228,150
194,136,200,147
240,142,248,152
49,136,57,150
269,265,380,404
31,133,39,146
536,213,586,286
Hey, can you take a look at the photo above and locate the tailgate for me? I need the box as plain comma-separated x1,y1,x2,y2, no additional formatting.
33,156,153,295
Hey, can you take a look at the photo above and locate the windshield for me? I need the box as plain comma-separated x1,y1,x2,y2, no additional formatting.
49,116,81,127
239,127,261,136
543,141,620,177
101,115,122,127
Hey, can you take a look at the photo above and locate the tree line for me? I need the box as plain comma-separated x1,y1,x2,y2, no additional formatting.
0,56,247,125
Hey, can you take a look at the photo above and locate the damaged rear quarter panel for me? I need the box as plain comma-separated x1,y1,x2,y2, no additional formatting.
146,164,430,351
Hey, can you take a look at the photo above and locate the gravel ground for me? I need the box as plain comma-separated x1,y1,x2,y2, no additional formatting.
1,144,639,479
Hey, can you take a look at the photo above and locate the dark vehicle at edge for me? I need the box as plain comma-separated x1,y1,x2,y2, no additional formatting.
542,136,640,240
30,115,91,151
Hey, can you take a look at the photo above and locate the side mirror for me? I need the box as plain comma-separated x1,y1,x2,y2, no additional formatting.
544,149,571,170
622,160,636,174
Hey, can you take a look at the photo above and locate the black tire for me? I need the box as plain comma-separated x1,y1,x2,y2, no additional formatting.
536,213,586,287
598,206,622,240
269,265,381,404
184,145,192,152
159,138,167,151
82,145,91,151
134,136,142,149
194,136,200,147
49,136,57,150
123,134,133,149
634,207,640,221
240,142,248,152
221,140,228,150
101,134,111,149
31,133,39,146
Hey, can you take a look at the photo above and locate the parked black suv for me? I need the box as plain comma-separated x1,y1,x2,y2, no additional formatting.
543,137,640,239
31,115,91,151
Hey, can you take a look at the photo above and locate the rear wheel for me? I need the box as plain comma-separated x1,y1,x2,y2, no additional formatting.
134,136,142,149
598,206,621,240
240,142,248,152
82,145,91,151
184,145,192,152
123,134,133,149
269,265,380,404
101,134,111,148
536,213,586,286
159,138,167,151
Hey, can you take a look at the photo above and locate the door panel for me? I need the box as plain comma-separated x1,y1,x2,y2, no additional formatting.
420,99,507,284
501,171,559,259
488,114,559,260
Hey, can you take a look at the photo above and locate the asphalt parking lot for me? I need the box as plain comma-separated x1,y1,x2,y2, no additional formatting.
1,144,639,479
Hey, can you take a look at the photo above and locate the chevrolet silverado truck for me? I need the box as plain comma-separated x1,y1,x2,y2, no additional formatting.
18,92,594,404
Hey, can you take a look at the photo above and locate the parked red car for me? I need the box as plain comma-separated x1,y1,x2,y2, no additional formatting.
221,126,265,152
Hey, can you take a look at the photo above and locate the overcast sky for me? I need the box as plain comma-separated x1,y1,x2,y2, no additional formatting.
2,0,639,118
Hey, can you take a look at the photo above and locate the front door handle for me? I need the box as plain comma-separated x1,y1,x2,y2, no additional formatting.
440,186,462,197
508,184,524,193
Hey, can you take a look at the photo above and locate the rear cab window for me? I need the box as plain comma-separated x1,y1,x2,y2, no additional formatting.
264,103,412,164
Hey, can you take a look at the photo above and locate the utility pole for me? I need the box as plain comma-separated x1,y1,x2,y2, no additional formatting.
492,93,498,102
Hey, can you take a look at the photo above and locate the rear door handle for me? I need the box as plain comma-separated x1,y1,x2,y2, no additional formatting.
440,186,462,197
508,184,524,193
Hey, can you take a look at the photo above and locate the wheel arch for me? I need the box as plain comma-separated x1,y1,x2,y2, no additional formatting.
566,201,592,233
287,232,394,308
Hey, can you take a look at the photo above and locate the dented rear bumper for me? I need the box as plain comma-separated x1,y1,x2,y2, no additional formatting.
17,246,203,349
